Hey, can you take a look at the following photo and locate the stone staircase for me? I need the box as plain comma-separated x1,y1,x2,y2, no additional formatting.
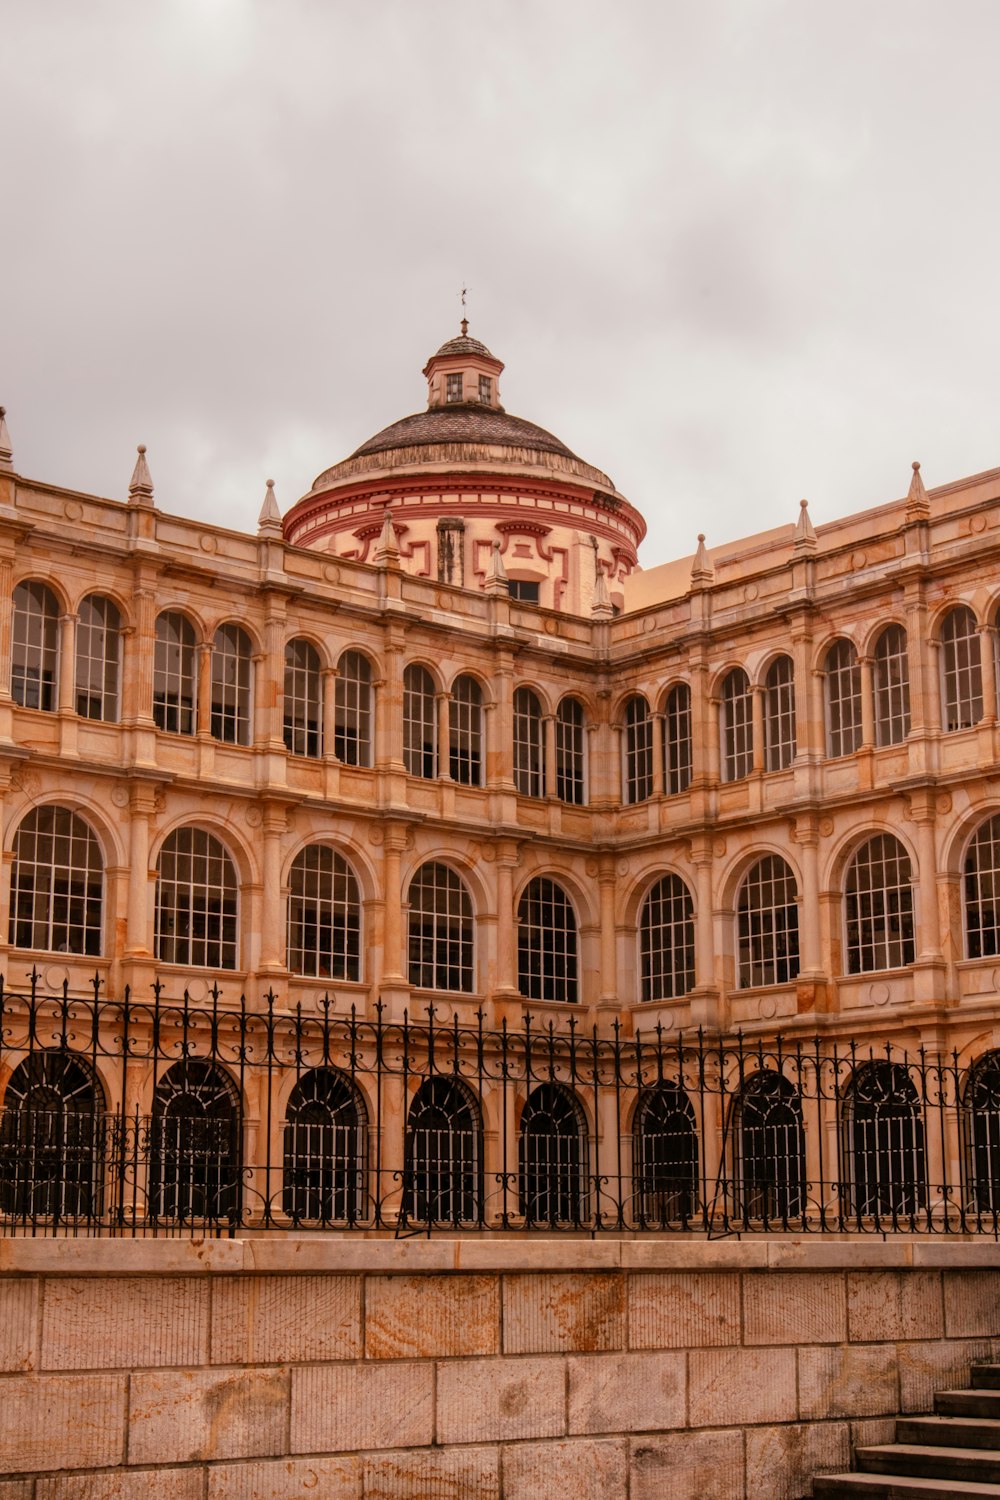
814,1364,1000,1496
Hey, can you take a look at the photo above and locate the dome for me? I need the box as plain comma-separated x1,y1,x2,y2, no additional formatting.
349,405,580,463
432,333,496,360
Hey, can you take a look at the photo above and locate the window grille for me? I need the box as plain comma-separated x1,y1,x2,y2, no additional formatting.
963,1052,1000,1216
155,827,238,969
449,674,483,785
12,581,59,712
964,814,1000,959
75,595,121,721
633,1085,698,1226
478,375,492,403
283,638,322,757
664,683,692,794
555,697,585,804
153,612,196,735
9,806,103,956
0,1053,103,1222
403,664,437,778
519,1083,587,1225
283,1068,366,1225
873,624,910,746
508,579,540,604
736,1071,805,1223
721,668,753,782
825,638,862,757
623,695,653,803
445,373,463,403
334,651,372,766
941,605,983,731
513,687,544,798
764,655,796,771
845,834,915,973
407,862,474,992
517,877,578,1003
737,855,800,988
148,1059,241,1224
404,1077,480,1225
639,873,695,1001
844,1062,925,1220
210,624,252,746
287,845,361,980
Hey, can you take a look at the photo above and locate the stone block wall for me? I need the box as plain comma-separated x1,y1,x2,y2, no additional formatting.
0,1239,998,1498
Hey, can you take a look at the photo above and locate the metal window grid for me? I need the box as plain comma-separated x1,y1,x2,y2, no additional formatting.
334,651,372,766
155,827,238,969
448,675,483,786
513,687,544,798
825,638,863,757
964,814,1000,959
9,806,103,957
286,844,361,980
640,874,695,1001
210,625,252,746
722,668,753,782
941,606,983,732
845,834,915,974
764,655,796,771
74,595,121,722
407,862,474,992
873,624,911,746
844,1062,925,1220
405,1077,480,1225
737,856,800,988
403,664,437,778
633,1085,699,1226
624,696,653,804
664,683,692,794
283,639,322,758
519,1083,587,1225
555,697,585,804
11,581,59,713
153,612,196,735
517,877,578,1003
283,1067,367,1225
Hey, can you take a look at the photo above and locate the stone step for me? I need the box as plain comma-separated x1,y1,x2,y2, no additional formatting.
937,1390,1000,1420
813,1473,1000,1497
972,1367,1000,1390
857,1443,1000,1483
899,1415,1000,1450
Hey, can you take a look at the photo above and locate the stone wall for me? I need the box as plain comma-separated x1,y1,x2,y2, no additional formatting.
0,1239,998,1499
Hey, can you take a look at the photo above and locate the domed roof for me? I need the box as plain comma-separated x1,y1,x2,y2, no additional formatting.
432,332,496,360
349,404,580,462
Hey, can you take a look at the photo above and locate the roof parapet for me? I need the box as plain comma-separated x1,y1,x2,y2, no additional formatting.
128,444,154,505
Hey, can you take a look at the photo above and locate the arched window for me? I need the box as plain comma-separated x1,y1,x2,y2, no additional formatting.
155,828,238,969
334,650,372,766
12,581,59,712
664,683,692,794
283,1068,366,1225
721,668,752,782
449,674,483,785
513,687,544,798
407,862,473,992
404,1077,481,1225
941,605,983,732
517,877,578,1003
737,856,799,988
153,612,196,735
873,624,910,746
963,1052,1000,1217
149,1059,241,1225
519,1083,587,1226
75,595,121,722
0,1053,104,1221
623,695,652,804
845,834,915,973
403,664,437,778
633,1084,698,1226
9,806,103,955
555,697,586,804
283,639,322,757
286,845,361,980
764,656,796,771
639,874,695,1001
965,815,1000,959
735,1071,804,1223
211,623,252,746
844,1062,925,1220
825,639,862,757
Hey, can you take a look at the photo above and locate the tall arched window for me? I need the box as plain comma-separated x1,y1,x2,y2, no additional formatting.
149,1059,241,1225
639,874,695,1001
964,814,1000,958
153,611,196,735
513,687,544,798
403,664,437,778
737,856,799,988
721,667,752,782
449,674,483,785
825,638,862,757
633,1084,698,1226
155,827,238,969
283,638,322,757
941,605,983,732
75,595,121,722
844,1062,924,1220
0,1053,104,1221
404,1077,481,1225
517,877,578,1003
407,862,473,992
286,845,361,980
555,697,586,804
764,655,796,771
9,807,103,955
283,1068,366,1225
12,581,59,712
873,624,910,746
664,683,692,794
736,1071,804,1223
211,623,252,745
334,650,372,766
623,695,652,804
519,1083,587,1226
963,1052,1000,1217
845,834,915,973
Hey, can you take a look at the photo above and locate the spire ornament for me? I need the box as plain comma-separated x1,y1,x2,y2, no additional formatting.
794,498,817,550
690,533,713,586
0,407,12,473
906,460,930,518
128,444,154,504
591,565,613,619
374,507,400,566
257,478,282,534
484,539,509,595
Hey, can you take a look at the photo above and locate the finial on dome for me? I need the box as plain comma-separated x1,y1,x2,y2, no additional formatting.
461,317,469,337
0,407,12,473
690,533,713,586
258,478,282,535
128,443,154,504
484,538,509,595
794,497,817,550
906,459,929,518
374,506,399,566
591,566,614,619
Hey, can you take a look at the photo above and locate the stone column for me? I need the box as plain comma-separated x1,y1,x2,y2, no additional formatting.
911,793,942,961
197,641,213,737
797,816,822,976
598,854,618,1003
543,715,557,798
859,655,875,748
381,824,407,984
651,714,665,797
321,667,337,759
259,803,287,971
925,640,943,734
125,785,156,956
495,841,519,995
0,556,14,706
436,693,452,780
707,696,721,785
380,641,405,771
482,700,497,788
691,838,715,995
980,627,998,724
58,612,77,714
751,686,765,773
251,652,267,747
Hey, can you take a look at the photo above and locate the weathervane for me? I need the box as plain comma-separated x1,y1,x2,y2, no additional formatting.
460,284,469,336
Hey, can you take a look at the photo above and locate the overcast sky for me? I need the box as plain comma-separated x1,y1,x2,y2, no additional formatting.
2,1,998,568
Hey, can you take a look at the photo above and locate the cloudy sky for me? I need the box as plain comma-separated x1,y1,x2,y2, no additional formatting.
2,1,998,567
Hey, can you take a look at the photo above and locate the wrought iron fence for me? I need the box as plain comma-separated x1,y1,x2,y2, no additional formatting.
0,972,999,1237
